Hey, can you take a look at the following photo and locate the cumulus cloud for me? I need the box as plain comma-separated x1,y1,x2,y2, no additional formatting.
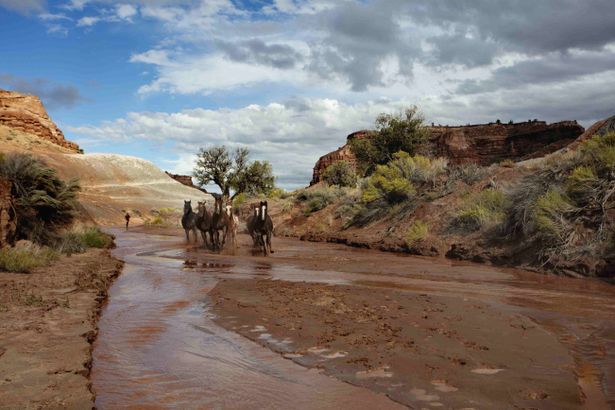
0,74,85,109
67,98,414,188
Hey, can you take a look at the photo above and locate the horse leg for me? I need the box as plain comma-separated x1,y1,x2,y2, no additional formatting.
261,233,268,256
185,229,189,242
193,227,198,243
267,231,273,254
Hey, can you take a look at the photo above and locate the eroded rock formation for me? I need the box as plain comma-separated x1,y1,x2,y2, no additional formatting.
311,120,584,184
165,171,209,195
0,89,80,152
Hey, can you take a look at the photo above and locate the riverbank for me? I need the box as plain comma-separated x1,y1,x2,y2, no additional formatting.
0,248,123,409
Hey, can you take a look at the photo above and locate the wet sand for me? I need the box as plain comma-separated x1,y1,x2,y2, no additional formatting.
0,249,122,409
93,228,615,409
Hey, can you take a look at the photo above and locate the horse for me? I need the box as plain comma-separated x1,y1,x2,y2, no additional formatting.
253,200,274,256
195,201,213,249
225,204,239,249
181,200,198,243
246,204,261,246
209,195,229,250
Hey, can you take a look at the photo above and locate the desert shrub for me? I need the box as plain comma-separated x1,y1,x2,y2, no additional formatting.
499,159,516,168
146,215,164,226
80,227,113,248
334,189,363,228
450,163,488,185
350,107,430,175
296,186,345,216
322,161,358,187
361,164,416,204
387,152,448,186
267,187,291,199
452,188,507,232
405,220,428,250
533,188,576,245
56,227,112,254
0,154,80,245
579,131,615,173
0,243,59,273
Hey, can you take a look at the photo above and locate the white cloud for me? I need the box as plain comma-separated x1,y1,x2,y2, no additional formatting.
68,98,415,188
76,15,100,27
0,0,46,14
116,3,137,20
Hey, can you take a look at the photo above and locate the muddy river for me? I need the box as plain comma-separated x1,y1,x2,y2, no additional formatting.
92,229,615,409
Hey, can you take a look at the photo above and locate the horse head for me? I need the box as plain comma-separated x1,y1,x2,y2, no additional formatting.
183,200,192,214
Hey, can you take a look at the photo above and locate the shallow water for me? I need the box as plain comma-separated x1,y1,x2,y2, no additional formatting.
92,229,615,408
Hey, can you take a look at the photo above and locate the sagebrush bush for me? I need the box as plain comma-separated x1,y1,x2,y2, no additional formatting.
533,189,575,245
56,227,112,254
296,186,346,216
0,154,80,245
322,161,357,187
361,163,416,204
450,163,488,185
0,243,59,273
405,220,428,249
452,188,507,232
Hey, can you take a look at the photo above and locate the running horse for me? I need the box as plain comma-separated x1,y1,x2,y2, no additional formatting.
181,200,198,243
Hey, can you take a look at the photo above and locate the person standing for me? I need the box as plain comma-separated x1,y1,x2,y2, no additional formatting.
125,212,130,230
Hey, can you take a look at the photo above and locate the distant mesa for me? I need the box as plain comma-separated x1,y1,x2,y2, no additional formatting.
311,119,584,185
0,89,81,152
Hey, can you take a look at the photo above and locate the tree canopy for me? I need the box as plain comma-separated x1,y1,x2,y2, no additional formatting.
350,107,430,175
193,146,275,200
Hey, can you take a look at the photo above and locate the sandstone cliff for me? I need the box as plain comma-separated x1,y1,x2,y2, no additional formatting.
0,89,80,152
311,120,584,184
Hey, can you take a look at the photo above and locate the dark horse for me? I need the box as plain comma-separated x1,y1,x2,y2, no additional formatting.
253,200,274,256
195,201,212,249
246,204,260,246
209,195,229,250
181,200,198,243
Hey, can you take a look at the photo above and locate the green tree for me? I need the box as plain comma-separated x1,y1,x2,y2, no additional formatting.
322,160,357,187
193,146,275,200
350,107,429,175
0,154,80,244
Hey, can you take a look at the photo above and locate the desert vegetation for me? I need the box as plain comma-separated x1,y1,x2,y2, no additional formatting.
273,108,614,277
0,153,113,272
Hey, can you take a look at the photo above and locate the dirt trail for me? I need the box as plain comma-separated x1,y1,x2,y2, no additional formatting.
93,228,615,409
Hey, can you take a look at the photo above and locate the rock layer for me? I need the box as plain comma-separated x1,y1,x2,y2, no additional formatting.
311,120,584,184
0,89,80,152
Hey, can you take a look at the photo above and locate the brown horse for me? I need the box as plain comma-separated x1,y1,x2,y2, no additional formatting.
246,203,260,246
210,195,229,250
196,201,213,249
225,204,239,249
253,200,274,256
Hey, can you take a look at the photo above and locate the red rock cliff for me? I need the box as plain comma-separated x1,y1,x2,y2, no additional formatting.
311,120,584,184
0,89,80,152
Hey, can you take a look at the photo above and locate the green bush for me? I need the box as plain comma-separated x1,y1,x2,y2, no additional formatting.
323,161,358,187
296,186,345,216
452,188,507,232
533,188,575,244
57,227,112,254
0,244,59,273
362,164,416,204
450,163,488,185
0,154,80,245
405,220,428,249
80,227,113,248
350,107,430,175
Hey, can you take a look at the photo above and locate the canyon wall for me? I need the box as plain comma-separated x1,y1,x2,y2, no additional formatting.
0,89,80,152
311,120,584,184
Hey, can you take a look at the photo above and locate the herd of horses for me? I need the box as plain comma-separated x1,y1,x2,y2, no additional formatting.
181,195,274,256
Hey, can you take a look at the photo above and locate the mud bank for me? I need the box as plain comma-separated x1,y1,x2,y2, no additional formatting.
211,279,583,408
0,248,123,409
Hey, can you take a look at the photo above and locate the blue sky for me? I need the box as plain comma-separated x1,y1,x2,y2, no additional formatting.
1,0,615,189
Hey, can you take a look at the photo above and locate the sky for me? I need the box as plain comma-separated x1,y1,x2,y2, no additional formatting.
1,0,614,189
